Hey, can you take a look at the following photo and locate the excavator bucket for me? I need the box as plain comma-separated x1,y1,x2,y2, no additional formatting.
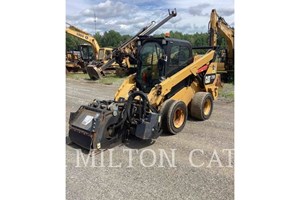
86,65,104,80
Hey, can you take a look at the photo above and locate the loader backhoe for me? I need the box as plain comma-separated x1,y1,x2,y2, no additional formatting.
66,24,114,77
209,9,234,82
67,9,221,151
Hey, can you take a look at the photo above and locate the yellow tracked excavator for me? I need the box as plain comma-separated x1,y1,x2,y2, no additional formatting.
209,9,234,82
67,9,222,151
66,24,116,78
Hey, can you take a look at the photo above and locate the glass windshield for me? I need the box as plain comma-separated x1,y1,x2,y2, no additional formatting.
81,46,93,60
137,42,164,92
81,47,89,60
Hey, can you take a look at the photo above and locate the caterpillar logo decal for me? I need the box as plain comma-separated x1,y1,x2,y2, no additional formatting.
205,74,216,84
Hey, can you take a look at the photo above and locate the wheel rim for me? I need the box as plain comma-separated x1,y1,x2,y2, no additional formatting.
173,108,185,128
203,98,212,116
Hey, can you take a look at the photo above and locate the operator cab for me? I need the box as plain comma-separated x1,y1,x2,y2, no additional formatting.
99,48,113,62
79,44,94,62
136,37,193,93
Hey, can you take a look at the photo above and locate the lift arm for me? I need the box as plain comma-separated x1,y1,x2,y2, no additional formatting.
100,9,177,71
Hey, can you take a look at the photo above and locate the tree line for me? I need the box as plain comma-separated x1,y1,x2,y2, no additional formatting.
66,30,225,52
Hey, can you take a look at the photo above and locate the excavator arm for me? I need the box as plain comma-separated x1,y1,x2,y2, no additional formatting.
209,9,234,73
66,24,100,60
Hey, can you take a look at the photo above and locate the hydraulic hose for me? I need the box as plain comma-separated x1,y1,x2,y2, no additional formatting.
126,91,149,122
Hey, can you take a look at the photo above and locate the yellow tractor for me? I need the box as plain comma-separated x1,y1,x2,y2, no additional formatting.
66,50,82,73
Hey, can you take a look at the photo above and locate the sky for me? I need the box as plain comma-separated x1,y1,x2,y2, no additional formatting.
66,0,234,35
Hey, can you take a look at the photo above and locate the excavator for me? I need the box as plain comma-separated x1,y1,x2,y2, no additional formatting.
209,9,234,82
66,24,115,77
67,9,222,151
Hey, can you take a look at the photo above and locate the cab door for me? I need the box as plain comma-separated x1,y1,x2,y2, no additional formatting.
165,42,192,77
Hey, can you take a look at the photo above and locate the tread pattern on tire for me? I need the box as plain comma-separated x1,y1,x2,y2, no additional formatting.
190,92,213,121
160,99,175,133
160,99,187,135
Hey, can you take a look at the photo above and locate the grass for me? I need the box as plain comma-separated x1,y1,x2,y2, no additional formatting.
66,73,89,80
97,74,125,85
66,72,125,85
67,72,234,101
219,83,234,102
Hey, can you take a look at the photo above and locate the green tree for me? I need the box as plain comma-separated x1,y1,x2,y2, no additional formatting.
100,30,123,47
67,29,227,52
94,32,102,47
121,34,132,44
66,34,82,51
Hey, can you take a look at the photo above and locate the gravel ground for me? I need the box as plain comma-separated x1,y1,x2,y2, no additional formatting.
66,77,234,200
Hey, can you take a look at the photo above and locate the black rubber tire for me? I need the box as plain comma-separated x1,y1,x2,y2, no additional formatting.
72,67,79,73
160,100,187,135
160,99,175,133
190,92,214,121
66,67,72,72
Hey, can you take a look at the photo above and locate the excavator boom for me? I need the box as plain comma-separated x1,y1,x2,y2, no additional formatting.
66,24,101,60
209,9,234,80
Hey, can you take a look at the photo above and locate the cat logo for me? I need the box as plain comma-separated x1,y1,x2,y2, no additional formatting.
205,74,216,84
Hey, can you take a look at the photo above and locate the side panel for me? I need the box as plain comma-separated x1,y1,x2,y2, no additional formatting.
114,74,136,101
169,81,200,106
148,51,215,107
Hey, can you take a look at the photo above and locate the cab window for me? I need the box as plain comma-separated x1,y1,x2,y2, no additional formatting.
167,45,191,76
137,42,164,92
